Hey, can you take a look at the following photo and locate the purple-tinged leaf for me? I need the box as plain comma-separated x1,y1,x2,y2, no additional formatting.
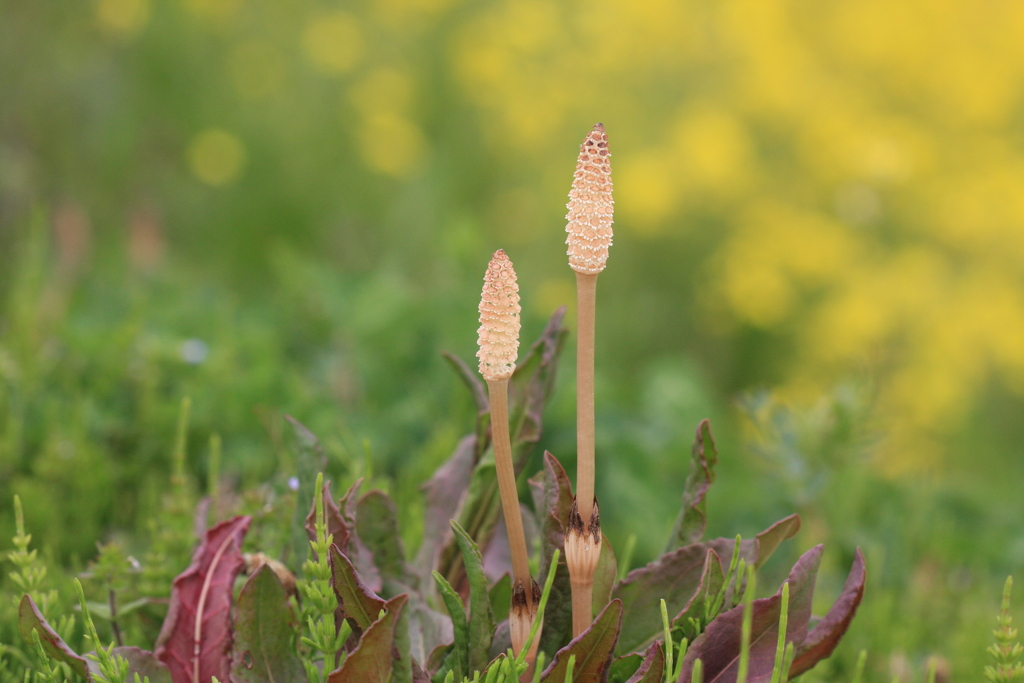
614,542,710,654
338,479,383,593
357,490,415,590
613,515,800,655
305,480,351,558
625,642,665,683
86,648,171,683
677,546,824,683
18,594,91,680
327,594,408,683
231,564,307,683
412,659,432,683
415,434,477,589
330,545,386,632
155,515,252,683
542,599,622,682
752,515,801,570
789,549,866,678
528,452,574,657
403,594,453,672
666,420,718,551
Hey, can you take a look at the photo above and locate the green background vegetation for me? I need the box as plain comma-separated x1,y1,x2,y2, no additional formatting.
2,0,1024,679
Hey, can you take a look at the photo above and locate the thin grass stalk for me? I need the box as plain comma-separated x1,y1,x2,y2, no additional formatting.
769,582,791,683
851,650,867,683
737,565,757,683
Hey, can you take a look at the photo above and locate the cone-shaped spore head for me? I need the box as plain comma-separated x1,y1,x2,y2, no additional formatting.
566,123,614,274
477,249,521,381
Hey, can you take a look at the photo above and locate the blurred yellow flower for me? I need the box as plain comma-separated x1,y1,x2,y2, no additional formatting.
357,113,425,177
303,12,363,74
96,0,149,35
229,42,286,100
187,130,247,186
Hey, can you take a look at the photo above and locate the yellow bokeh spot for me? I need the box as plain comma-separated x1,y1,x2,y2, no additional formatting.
183,0,240,24
187,129,247,186
722,261,794,328
672,105,753,192
229,42,286,100
536,278,575,323
97,0,149,35
616,152,677,233
358,114,425,177
350,68,414,117
303,12,363,75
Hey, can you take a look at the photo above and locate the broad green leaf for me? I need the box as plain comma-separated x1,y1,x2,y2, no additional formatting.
672,549,726,641
231,564,307,683
19,594,91,680
433,572,469,683
666,419,718,551
488,573,512,623
541,599,622,682
677,546,824,683
330,545,386,632
608,653,644,683
327,594,408,683
450,520,495,673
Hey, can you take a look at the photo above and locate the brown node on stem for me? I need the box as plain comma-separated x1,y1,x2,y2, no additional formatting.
564,497,602,584
510,578,542,664
565,123,614,274
477,249,521,381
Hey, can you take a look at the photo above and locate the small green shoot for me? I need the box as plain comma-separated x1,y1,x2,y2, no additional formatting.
736,564,756,683
769,582,790,683
986,576,1024,683
299,472,350,683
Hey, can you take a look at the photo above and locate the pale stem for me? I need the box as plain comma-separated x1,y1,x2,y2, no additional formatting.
575,271,598,522
571,578,593,638
487,377,534,606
